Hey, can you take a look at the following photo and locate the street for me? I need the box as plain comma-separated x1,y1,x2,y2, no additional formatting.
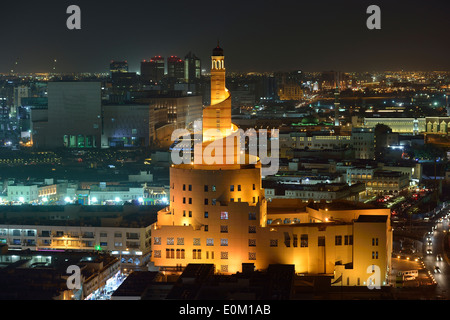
422,212,450,299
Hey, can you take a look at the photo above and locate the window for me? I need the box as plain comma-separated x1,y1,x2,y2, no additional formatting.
204,198,209,205
153,237,161,245
248,239,256,247
230,185,234,192
189,211,192,217
183,210,186,217
212,199,216,205
318,236,325,247
345,235,353,245
204,211,209,218
335,235,342,246
176,249,185,259
188,185,192,191
248,226,256,233
189,198,192,204
193,238,201,246
212,185,216,192
167,237,174,245
183,197,186,204
206,238,214,246
248,252,256,260
238,185,241,191
177,238,184,245
372,251,379,259
204,185,208,192
183,184,186,191
193,249,201,259
166,249,174,259
221,211,228,220
204,225,208,232
300,234,308,247
249,212,256,220
253,184,256,190
220,225,228,233
220,239,228,246
372,238,378,246
153,250,161,258
270,239,278,247
221,252,228,259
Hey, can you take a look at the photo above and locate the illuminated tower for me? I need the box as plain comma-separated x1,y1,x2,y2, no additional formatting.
151,44,267,274
202,43,232,142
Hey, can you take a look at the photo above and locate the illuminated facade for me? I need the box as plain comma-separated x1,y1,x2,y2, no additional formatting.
150,45,392,287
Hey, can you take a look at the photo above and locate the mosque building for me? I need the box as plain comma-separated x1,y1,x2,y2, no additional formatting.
150,44,392,287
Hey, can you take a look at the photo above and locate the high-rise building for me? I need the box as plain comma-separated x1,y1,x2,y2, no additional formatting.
141,56,165,83
31,82,102,149
184,52,201,84
167,56,185,83
150,44,392,288
109,60,129,75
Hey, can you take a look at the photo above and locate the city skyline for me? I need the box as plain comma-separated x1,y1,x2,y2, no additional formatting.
1,0,450,304
1,0,450,74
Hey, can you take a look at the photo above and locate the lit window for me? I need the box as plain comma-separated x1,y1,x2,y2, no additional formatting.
221,211,228,220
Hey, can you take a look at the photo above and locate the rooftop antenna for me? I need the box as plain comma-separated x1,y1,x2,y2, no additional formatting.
10,58,19,75
52,58,57,73
334,71,340,127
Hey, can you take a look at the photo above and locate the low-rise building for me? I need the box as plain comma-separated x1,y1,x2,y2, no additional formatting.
366,170,410,195
0,249,119,300
263,181,366,202
0,205,160,270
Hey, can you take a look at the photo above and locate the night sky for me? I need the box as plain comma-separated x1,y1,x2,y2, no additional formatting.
1,0,450,74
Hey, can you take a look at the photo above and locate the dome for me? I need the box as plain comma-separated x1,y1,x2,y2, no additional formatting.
212,44,224,56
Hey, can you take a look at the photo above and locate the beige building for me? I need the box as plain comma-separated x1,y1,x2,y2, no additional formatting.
150,45,393,288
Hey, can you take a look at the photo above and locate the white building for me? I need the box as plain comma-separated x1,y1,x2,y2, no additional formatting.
7,185,39,203
88,185,145,204
352,128,375,160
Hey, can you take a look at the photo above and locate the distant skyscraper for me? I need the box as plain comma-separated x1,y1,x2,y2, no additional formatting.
167,56,185,83
109,60,128,76
184,52,201,84
141,56,165,83
31,82,102,149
